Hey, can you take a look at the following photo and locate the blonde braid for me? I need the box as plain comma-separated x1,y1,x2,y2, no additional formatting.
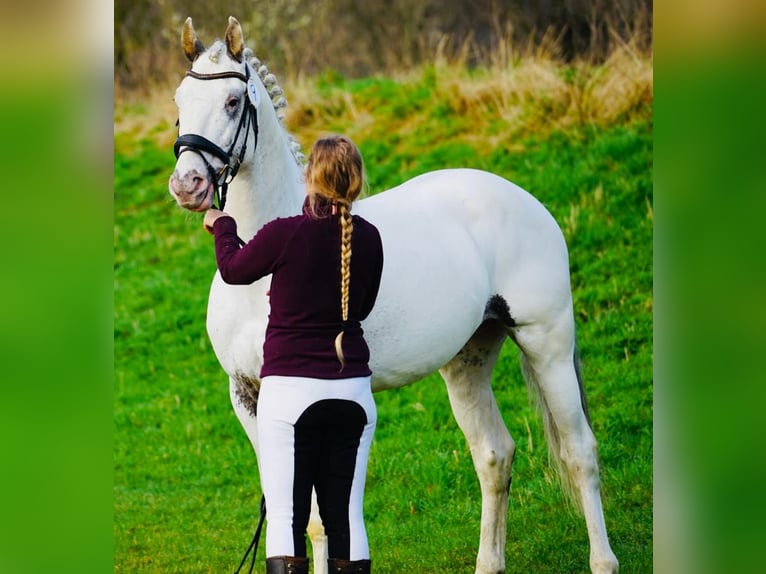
334,203,353,370
304,134,365,371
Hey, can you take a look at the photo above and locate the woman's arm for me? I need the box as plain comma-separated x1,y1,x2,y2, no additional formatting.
204,209,286,285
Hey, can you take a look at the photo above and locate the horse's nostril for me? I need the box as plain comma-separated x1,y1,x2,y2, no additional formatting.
193,176,204,186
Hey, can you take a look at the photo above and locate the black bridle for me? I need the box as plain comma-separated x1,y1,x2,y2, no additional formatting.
173,65,259,211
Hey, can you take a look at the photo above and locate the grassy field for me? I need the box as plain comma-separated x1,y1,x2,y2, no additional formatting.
115,51,652,573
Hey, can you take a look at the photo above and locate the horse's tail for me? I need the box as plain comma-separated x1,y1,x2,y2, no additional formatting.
519,342,591,512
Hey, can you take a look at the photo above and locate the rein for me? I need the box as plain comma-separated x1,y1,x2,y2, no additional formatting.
233,495,266,574
173,66,260,212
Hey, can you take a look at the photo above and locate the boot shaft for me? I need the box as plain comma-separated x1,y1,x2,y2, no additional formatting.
265,555,309,574
327,558,371,574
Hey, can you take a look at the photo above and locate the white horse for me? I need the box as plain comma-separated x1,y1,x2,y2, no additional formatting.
168,16,618,574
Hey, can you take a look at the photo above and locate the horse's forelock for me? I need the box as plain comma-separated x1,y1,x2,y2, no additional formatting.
207,41,226,64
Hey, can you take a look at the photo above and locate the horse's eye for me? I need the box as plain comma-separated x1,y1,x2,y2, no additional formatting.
225,96,240,113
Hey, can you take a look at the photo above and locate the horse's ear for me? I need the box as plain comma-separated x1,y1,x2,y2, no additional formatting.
225,16,244,63
182,17,205,62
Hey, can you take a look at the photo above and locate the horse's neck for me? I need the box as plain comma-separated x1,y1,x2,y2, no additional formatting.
224,120,304,239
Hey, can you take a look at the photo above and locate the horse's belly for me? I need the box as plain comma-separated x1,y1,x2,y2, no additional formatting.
361,236,493,390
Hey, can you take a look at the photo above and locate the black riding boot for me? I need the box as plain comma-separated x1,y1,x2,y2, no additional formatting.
327,558,371,573
265,555,309,574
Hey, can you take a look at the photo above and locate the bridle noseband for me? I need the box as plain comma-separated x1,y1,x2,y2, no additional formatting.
173,65,260,211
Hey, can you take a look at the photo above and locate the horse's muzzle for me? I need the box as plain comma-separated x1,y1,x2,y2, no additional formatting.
168,169,214,211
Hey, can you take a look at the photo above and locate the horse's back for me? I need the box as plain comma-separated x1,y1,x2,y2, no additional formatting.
359,168,563,255
360,168,542,217
359,168,569,297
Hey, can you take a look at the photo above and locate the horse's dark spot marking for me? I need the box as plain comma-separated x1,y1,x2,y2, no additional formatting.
233,372,260,417
484,294,515,327
456,346,488,368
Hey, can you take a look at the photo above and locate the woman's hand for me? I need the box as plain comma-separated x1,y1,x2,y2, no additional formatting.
203,209,226,234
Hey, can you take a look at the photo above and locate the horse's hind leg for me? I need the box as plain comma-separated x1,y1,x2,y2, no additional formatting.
440,320,514,574
307,491,328,574
514,310,619,574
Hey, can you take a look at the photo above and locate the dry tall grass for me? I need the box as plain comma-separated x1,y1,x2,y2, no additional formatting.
114,32,652,154
280,37,652,152
431,39,653,136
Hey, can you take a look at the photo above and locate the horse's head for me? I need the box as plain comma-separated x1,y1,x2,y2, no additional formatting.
169,17,266,212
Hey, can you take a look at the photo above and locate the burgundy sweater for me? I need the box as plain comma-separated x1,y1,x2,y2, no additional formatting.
212,199,384,379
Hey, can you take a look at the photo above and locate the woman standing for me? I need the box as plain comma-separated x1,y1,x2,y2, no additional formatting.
204,135,384,574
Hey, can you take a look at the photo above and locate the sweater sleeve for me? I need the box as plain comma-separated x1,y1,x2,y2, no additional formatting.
212,216,287,285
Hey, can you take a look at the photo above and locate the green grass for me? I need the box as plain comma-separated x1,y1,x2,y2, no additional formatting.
115,71,652,573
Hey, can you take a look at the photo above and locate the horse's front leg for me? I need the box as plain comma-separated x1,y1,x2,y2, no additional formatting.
230,375,261,453
228,375,265,563
440,323,514,574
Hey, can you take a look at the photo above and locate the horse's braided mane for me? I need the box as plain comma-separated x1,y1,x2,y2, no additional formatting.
243,46,305,166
